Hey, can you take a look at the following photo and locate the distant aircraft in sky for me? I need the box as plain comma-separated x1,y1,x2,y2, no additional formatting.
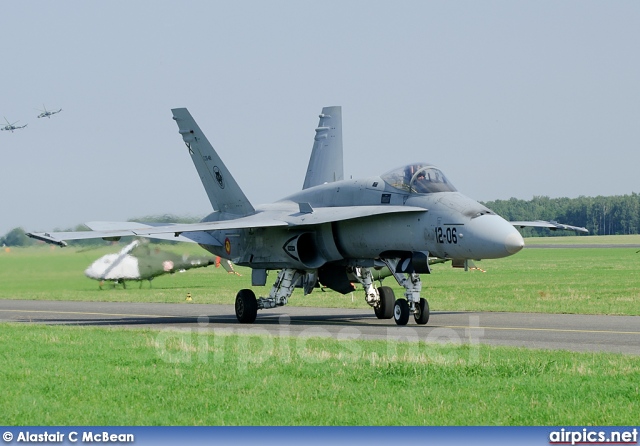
30,106,587,325
1,117,27,132
84,239,222,289
37,105,62,119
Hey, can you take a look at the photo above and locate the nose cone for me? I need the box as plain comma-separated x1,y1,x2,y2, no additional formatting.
505,231,525,254
465,215,524,259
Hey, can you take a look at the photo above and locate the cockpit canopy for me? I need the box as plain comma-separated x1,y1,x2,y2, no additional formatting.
381,163,457,194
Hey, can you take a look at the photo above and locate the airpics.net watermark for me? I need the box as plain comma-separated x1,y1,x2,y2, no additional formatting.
153,315,485,371
549,428,638,445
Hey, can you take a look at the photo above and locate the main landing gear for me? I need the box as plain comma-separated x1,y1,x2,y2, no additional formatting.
234,263,430,326
234,269,302,324
352,262,430,326
235,289,258,323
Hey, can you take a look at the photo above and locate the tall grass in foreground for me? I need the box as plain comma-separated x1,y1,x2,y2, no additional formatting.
1,323,638,425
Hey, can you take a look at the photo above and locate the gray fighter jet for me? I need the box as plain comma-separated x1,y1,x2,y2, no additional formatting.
28,106,587,325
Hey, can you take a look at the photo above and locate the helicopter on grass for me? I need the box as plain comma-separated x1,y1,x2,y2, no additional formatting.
84,239,238,289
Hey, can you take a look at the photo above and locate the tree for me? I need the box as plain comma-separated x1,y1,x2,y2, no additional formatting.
1,227,33,247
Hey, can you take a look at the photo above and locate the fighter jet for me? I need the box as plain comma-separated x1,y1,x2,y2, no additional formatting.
37,105,62,119
1,118,27,132
29,106,587,325
84,239,219,288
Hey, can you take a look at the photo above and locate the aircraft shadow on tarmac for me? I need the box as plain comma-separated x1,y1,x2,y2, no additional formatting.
17,310,467,328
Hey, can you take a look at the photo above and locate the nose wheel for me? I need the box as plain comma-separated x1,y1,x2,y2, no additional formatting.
414,298,430,325
393,299,410,325
379,257,430,326
393,297,430,325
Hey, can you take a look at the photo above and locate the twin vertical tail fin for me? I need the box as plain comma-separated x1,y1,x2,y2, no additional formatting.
302,106,343,189
172,108,255,216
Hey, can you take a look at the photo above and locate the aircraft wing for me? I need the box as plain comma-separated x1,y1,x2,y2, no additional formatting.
87,221,224,245
142,205,426,231
280,205,427,226
144,205,427,229
27,217,285,247
27,227,228,247
28,229,138,247
510,220,588,233
28,205,427,247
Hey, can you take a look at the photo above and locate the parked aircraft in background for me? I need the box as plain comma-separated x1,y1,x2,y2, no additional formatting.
29,106,587,325
1,118,27,132
37,105,62,119
84,239,220,288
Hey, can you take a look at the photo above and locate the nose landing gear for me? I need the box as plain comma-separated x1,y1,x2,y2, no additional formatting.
382,258,430,326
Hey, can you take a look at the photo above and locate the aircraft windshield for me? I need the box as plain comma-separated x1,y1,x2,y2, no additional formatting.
381,163,457,194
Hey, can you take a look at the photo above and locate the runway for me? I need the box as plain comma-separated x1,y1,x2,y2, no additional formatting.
1,299,638,355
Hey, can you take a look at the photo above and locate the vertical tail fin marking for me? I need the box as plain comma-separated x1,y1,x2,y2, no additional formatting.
302,106,343,189
172,108,255,216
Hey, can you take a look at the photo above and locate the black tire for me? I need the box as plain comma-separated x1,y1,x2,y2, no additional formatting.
374,286,395,319
235,289,258,323
414,298,430,325
393,299,410,326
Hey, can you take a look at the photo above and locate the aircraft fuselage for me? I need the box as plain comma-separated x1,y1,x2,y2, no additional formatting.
196,175,524,272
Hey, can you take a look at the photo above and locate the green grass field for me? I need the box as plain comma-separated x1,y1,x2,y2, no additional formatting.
1,236,639,425
524,234,640,245
1,323,638,425
1,236,638,316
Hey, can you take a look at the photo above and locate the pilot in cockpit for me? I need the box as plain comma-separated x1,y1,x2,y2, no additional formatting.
383,163,457,194
413,170,430,194
404,164,421,185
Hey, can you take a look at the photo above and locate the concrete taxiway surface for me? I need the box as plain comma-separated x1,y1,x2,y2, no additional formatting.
0,299,638,355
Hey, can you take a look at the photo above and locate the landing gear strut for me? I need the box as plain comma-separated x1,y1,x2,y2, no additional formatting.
381,258,430,326
351,267,394,320
234,269,303,323
233,262,430,326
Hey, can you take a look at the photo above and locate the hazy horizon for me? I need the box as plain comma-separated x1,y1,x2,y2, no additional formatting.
3,1,639,235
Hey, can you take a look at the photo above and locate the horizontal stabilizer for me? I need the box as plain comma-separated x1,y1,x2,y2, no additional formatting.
510,220,588,233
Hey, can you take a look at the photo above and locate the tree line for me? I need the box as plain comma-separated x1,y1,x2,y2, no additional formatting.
3,194,640,247
1,215,203,247
482,193,640,236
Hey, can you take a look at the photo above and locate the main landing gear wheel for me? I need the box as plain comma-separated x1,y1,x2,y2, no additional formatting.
235,289,258,323
374,286,395,319
393,299,410,326
414,298,430,325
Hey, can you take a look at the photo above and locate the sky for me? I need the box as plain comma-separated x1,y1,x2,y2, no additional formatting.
1,1,639,235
